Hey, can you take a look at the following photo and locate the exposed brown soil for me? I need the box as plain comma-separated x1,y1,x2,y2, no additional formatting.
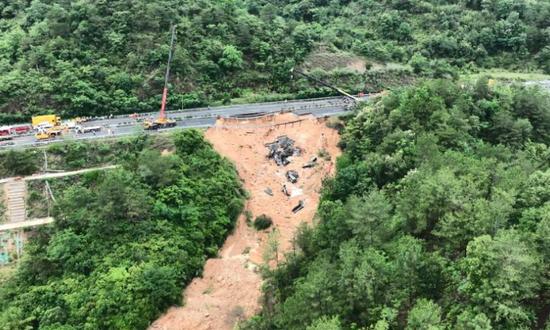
150,113,340,330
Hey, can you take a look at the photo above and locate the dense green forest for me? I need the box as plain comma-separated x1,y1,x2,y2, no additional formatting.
0,134,166,177
0,131,245,329
244,79,550,329
1,0,549,123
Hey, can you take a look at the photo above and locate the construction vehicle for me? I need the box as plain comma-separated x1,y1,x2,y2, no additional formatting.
35,127,63,141
144,25,177,130
33,115,65,141
32,115,61,129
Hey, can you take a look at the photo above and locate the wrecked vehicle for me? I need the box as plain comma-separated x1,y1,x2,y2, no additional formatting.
286,170,299,183
302,156,317,168
292,200,304,213
266,135,301,166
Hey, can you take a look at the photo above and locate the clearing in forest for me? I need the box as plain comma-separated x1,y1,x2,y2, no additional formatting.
151,113,341,330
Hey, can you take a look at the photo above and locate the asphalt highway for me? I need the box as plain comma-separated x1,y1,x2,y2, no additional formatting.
0,95,361,149
3,79,547,150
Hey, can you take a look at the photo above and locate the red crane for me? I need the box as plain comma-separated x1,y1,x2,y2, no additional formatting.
144,25,178,130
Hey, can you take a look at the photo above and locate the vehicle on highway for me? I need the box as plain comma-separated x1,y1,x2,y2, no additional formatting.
75,125,102,134
143,118,176,130
32,114,61,129
0,126,10,137
35,127,63,141
10,124,32,135
144,25,177,131
1,124,32,136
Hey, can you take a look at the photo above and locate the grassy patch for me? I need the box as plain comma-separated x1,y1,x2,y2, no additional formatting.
0,265,15,285
0,133,179,178
368,61,412,72
466,69,550,81
26,181,49,219
317,148,331,161
0,186,5,224
202,285,214,295
230,305,246,322
302,46,367,73
244,210,253,227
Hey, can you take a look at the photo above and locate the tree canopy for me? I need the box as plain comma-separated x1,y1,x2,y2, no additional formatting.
244,79,550,329
0,0,549,123
0,130,245,329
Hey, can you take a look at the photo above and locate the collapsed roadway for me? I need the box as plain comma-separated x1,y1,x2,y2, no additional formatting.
0,95,363,149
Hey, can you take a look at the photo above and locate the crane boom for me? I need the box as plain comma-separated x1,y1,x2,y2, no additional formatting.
144,25,178,130
160,25,177,120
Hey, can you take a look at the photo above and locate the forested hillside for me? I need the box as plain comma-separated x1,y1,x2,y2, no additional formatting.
244,79,550,329
0,131,245,329
1,0,549,123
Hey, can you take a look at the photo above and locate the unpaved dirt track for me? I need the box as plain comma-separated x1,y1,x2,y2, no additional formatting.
150,113,340,330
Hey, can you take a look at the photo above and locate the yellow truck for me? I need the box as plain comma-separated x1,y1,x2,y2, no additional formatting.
32,115,61,129
32,115,65,141
35,128,63,141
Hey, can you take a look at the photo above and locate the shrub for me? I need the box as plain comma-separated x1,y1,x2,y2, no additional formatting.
245,210,253,226
0,150,39,176
317,148,331,161
254,214,273,230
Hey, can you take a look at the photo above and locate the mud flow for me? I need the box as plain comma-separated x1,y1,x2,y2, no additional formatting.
151,113,340,330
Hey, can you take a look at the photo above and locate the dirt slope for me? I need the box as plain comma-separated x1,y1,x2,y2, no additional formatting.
150,113,340,330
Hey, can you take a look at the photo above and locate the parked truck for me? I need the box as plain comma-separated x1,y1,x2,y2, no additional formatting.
35,127,63,141
0,126,12,142
75,125,102,134
33,115,65,141
13,125,31,134
32,115,61,129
